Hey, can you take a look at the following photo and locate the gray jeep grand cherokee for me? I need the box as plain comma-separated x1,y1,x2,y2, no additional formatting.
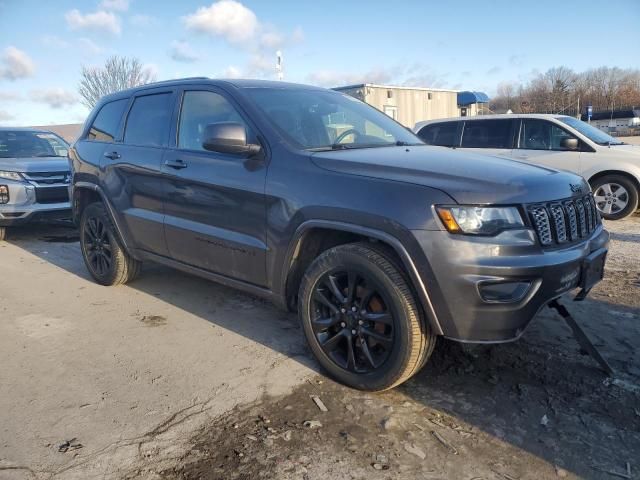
70,79,609,391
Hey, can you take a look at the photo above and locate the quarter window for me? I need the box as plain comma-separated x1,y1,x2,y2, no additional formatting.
519,119,577,150
124,93,173,147
417,122,458,147
87,99,127,142
177,91,248,152
461,120,513,148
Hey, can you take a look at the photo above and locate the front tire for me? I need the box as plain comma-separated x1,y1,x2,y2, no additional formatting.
80,202,141,286
298,242,435,391
591,175,639,220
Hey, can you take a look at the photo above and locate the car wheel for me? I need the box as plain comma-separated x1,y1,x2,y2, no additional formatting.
591,175,639,220
298,242,435,391
0,227,6,241
80,202,141,286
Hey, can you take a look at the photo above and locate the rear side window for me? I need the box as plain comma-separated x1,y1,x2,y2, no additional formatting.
87,99,127,142
461,120,513,148
124,93,173,147
417,122,458,147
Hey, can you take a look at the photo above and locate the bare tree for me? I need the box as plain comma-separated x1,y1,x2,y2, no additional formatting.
78,56,156,109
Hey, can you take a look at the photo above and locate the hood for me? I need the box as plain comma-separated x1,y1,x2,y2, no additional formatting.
607,143,640,158
311,145,589,204
0,156,70,173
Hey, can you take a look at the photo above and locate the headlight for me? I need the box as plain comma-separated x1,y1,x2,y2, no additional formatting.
0,171,22,181
436,205,525,235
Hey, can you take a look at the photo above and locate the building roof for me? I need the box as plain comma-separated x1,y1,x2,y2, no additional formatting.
333,83,460,93
457,91,490,106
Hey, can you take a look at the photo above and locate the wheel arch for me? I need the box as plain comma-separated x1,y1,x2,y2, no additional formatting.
282,220,444,335
72,181,134,255
588,169,640,194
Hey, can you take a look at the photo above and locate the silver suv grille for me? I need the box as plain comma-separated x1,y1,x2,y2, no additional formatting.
528,194,600,246
22,171,70,186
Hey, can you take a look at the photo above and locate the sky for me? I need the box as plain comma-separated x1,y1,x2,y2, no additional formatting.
0,0,638,126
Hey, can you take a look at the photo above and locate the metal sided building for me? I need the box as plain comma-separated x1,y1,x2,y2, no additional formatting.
333,83,459,128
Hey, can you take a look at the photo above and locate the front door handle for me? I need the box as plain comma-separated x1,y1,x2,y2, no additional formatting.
104,151,121,160
165,159,188,169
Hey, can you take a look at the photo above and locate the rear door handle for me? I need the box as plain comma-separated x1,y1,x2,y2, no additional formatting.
104,151,121,160
164,159,188,169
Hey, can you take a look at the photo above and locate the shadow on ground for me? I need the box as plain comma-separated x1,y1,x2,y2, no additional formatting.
6,222,640,479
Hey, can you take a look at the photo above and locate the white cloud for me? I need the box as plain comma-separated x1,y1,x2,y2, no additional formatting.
0,46,36,81
223,65,242,78
129,14,158,27
0,110,15,122
169,41,200,63
291,26,304,44
183,0,258,44
0,91,22,101
41,35,71,49
306,68,393,88
30,88,78,109
261,29,284,49
65,9,121,35
78,38,104,55
100,0,129,11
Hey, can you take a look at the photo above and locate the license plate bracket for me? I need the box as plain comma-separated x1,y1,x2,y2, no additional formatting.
579,248,607,292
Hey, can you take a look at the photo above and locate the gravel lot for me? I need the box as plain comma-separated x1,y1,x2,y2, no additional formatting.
0,214,638,480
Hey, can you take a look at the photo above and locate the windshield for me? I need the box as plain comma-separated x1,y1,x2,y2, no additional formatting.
244,88,423,151
0,130,69,158
558,117,625,146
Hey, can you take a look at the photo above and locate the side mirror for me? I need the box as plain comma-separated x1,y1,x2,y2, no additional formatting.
560,138,579,150
202,122,261,156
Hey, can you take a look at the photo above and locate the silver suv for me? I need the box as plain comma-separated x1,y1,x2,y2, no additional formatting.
415,114,640,220
0,128,72,240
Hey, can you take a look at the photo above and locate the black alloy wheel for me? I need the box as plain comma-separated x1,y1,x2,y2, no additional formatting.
311,270,395,373
83,216,112,277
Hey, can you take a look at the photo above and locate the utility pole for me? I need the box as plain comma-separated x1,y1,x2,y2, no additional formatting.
276,50,283,81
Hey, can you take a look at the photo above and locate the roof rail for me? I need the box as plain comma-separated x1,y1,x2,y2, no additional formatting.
145,76,209,86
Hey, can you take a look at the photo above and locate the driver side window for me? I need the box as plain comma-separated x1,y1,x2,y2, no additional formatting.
519,119,577,151
178,91,248,152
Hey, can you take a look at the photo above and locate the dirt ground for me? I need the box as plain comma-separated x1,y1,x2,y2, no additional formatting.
1,215,639,480
158,214,640,480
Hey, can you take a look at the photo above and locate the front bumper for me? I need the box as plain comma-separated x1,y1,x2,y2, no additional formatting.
412,226,610,342
0,180,71,226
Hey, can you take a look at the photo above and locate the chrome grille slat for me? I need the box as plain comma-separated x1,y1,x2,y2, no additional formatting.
528,194,601,247
529,206,553,246
575,199,587,237
22,171,69,186
549,204,567,243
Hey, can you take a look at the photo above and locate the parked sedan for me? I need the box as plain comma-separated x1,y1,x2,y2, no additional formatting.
0,128,72,240
414,114,640,219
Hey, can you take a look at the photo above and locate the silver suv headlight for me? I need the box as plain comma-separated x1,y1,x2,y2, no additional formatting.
436,205,525,235
0,171,23,181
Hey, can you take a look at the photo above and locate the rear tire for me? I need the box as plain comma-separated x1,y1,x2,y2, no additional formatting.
80,202,141,286
591,175,639,220
0,227,5,241
298,242,435,391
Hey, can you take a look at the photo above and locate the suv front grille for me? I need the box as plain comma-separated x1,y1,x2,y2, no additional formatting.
22,171,69,186
528,194,600,247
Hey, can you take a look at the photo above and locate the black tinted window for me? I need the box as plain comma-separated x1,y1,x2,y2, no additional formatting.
417,122,458,147
124,93,173,147
461,120,513,148
178,91,247,151
87,99,127,142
